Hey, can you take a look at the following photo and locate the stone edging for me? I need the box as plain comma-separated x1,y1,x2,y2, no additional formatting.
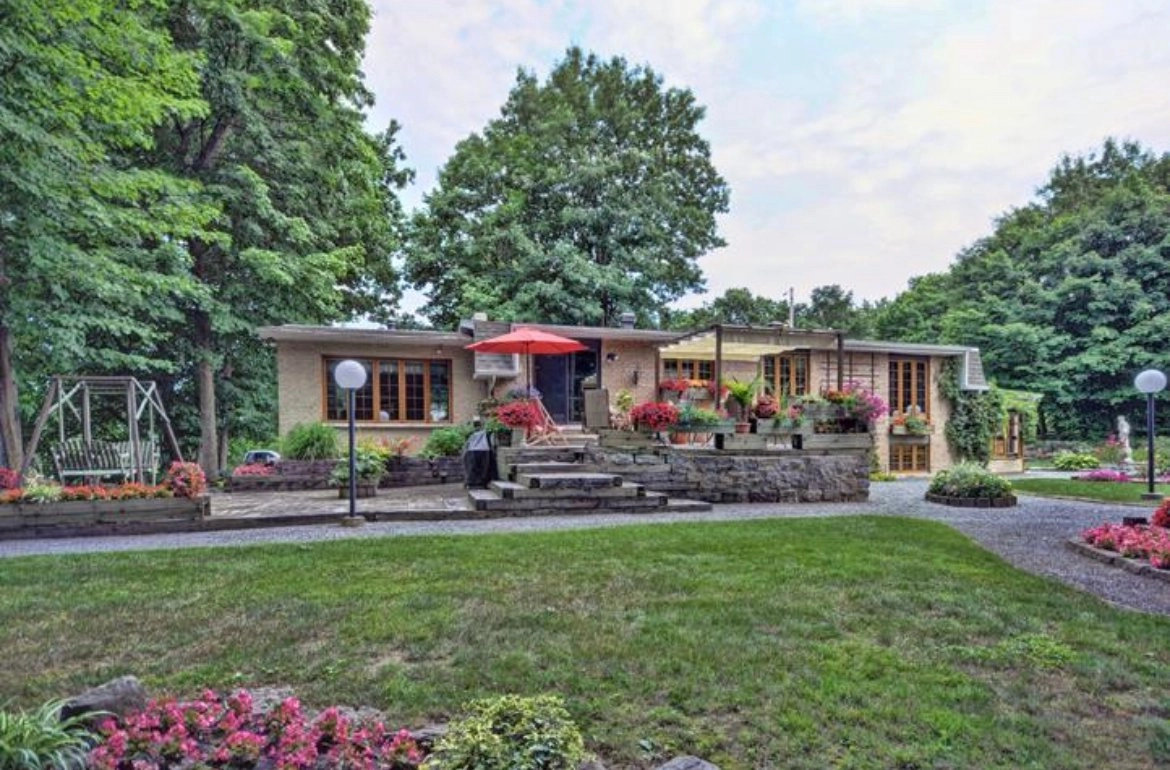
1064,538,1170,584
924,493,1017,508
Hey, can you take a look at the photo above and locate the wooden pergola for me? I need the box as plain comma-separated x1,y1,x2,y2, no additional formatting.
656,324,846,391
22,376,184,482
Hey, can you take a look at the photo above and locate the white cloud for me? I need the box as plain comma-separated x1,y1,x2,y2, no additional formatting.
363,0,1170,316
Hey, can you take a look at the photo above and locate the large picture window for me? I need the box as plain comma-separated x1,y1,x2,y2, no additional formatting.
325,357,452,423
763,352,809,397
888,358,929,416
663,359,713,381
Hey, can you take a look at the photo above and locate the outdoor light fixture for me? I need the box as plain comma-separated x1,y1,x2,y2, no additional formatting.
606,352,619,362
334,359,367,523
1134,368,1167,500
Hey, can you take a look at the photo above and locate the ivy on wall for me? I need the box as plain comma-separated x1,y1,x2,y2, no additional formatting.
940,359,1003,466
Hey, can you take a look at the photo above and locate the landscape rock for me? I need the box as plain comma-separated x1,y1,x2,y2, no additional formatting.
410,722,448,750
61,676,148,724
656,757,720,770
578,759,608,770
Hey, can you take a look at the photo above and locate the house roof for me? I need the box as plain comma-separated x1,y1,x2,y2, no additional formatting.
256,325,467,347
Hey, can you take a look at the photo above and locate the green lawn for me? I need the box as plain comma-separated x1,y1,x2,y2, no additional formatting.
2,517,1169,769
1012,477,1170,504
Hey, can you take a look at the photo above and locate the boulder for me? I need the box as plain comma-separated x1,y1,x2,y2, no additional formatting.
60,676,148,724
656,757,720,770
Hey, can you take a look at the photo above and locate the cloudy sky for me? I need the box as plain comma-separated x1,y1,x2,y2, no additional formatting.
362,0,1170,312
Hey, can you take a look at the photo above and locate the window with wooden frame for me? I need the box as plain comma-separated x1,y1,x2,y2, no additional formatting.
763,352,810,397
324,357,452,423
890,443,929,472
662,358,713,381
888,357,929,417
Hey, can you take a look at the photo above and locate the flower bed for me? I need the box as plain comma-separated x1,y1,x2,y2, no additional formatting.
89,689,424,770
925,463,1016,507
1073,469,1132,482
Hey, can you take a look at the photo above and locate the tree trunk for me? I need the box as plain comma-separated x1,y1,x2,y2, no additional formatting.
193,310,219,478
0,324,22,471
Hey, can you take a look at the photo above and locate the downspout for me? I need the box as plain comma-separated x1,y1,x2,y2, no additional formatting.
836,332,844,391
714,325,723,407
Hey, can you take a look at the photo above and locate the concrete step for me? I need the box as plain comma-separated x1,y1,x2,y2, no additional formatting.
467,488,667,512
663,497,713,513
509,461,586,477
498,447,585,465
490,480,645,499
514,472,622,490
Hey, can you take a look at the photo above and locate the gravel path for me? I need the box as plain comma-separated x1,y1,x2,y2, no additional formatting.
1,480,1167,616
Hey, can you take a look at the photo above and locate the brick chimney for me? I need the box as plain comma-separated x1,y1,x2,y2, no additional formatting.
619,311,636,329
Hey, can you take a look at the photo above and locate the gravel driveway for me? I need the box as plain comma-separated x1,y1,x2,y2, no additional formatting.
2,479,1167,615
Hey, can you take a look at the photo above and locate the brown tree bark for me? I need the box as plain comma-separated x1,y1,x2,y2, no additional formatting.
193,308,219,478
0,324,23,471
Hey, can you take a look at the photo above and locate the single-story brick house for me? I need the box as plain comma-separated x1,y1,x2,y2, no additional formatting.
259,315,1020,473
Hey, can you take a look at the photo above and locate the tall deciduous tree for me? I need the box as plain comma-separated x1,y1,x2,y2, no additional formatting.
871,139,1170,437
0,0,211,469
407,46,729,329
150,0,410,474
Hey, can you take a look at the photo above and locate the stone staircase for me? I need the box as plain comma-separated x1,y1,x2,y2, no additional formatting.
466,445,710,516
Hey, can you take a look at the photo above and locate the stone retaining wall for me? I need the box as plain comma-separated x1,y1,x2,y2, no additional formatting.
228,457,464,492
583,445,869,503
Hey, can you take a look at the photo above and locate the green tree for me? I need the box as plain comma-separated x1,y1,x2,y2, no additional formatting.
0,0,211,469
797,284,875,336
664,288,789,330
407,46,729,329
147,0,410,474
872,139,1170,438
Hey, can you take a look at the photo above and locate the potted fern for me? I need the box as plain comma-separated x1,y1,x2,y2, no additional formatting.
724,377,761,434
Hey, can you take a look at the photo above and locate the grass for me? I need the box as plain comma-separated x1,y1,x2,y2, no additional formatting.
1012,477,1170,504
2,517,1170,769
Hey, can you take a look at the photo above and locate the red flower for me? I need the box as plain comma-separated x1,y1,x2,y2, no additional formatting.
495,399,542,429
1152,497,1170,528
629,401,679,431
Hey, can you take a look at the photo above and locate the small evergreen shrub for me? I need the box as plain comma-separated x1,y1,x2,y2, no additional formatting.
1052,451,1100,471
0,699,96,770
282,423,340,460
425,694,584,770
928,462,1013,499
419,424,476,459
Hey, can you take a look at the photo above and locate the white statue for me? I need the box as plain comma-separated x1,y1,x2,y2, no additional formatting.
1117,415,1135,470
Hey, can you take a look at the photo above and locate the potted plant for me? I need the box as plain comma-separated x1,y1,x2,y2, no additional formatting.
630,401,679,433
330,445,385,498
494,399,543,446
724,377,761,433
903,406,930,435
658,378,690,402
673,402,721,444
890,410,908,435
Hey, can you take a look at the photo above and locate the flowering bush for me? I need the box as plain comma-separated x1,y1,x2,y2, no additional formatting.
658,378,691,394
629,401,679,431
1153,497,1170,529
165,462,207,498
232,463,276,477
494,400,542,429
752,393,779,419
0,467,20,490
89,689,423,770
0,482,174,504
1074,469,1132,483
824,382,887,425
1082,523,1170,569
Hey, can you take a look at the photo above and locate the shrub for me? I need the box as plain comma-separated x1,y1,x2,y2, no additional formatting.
676,402,721,428
165,462,207,498
329,445,386,485
419,424,476,459
1153,498,1170,529
1052,451,1100,471
0,699,96,770
281,422,340,460
495,400,542,429
425,695,584,770
231,463,276,477
928,462,1013,499
629,401,679,431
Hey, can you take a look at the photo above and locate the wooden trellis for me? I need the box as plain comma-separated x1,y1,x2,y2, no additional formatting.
22,376,184,483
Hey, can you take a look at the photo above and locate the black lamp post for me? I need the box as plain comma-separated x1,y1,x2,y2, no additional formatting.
1134,368,1167,500
334,359,367,522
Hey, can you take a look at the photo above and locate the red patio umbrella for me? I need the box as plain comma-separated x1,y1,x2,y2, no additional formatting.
465,327,588,394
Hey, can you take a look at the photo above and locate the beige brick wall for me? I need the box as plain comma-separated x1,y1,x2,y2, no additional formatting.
600,340,659,406
275,341,484,455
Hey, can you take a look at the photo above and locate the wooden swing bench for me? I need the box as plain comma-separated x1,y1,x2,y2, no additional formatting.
50,438,159,484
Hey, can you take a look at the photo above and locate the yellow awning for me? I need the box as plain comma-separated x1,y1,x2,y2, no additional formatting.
657,326,842,361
